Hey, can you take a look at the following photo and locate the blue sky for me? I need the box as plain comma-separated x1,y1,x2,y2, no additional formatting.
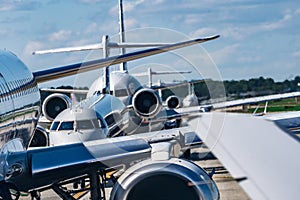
1,0,300,87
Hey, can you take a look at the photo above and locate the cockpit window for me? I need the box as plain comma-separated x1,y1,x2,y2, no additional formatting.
91,119,107,129
51,118,106,131
50,121,60,131
105,112,121,127
114,89,128,97
58,121,74,130
76,120,93,130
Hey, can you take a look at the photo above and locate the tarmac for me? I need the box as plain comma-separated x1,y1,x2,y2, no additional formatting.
17,146,250,200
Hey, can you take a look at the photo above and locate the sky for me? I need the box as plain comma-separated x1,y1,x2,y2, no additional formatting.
1,0,300,88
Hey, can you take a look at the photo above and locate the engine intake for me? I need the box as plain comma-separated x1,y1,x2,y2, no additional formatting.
132,88,162,118
42,93,71,121
166,95,180,109
110,158,219,200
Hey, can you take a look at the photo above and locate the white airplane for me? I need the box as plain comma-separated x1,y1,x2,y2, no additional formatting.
0,35,221,199
22,1,300,199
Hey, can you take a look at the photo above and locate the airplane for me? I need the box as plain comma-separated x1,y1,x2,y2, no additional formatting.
2,25,299,200
30,0,208,141
17,1,300,199
0,35,221,199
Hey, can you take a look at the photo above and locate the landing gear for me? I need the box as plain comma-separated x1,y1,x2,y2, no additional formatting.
50,170,108,200
0,181,20,200
0,181,13,200
30,191,40,200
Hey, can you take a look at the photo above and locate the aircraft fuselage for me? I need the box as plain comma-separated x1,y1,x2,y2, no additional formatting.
0,50,40,150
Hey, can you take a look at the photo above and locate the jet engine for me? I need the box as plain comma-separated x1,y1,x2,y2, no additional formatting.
110,158,219,200
42,93,72,121
29,125,49,147
166,95,180,109
132,88,162,118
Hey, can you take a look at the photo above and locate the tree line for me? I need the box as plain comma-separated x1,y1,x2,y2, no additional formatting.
40,76,300,102
161,76,300,100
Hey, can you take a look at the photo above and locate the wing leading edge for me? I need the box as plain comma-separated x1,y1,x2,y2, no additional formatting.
32,35,219,83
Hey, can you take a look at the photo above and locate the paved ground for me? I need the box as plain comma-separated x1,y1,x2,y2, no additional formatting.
17,146,250,200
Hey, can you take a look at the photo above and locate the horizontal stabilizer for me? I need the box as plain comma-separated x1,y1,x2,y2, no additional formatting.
132,70,191,77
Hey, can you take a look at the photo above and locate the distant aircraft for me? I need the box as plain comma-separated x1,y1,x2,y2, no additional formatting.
0,34,220,199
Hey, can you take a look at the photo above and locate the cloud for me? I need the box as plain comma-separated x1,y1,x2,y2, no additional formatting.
292,51,300,58
110,0,145,14
78,0,100,3
295,8,300,15
237,55,261,63
0,0,41,11
221,27,246,40
48,30,73,42
0,29,10,36
184,14,202,25
125,18,138,29
23,41,44,55
212,43,240,64
190,28,218,37
260,13,292,31
84,22,100,35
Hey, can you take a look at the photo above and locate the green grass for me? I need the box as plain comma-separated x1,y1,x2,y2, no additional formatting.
248,105,300,113
230,97,300,113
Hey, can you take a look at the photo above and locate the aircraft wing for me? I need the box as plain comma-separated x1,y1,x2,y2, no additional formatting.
186,112,300,200
40,88,89,94
212,91,300,109
32,35,219,83
151,79,206,90
7,127,201,191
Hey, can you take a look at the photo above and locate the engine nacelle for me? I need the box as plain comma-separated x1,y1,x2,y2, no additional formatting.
166,95,180,109
29,125,49,147
132,88,162,118
42,93,71,121
110,158,219,200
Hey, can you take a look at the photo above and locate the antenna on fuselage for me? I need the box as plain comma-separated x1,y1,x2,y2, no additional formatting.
119,0,127,72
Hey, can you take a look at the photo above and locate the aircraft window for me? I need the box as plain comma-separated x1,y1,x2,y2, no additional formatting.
92,119,100,129
50,121,60,130
100,118,107,128
105,112,121,127
91,118,106,129
76,120,94,130
114,89,128,97
58,121,74,130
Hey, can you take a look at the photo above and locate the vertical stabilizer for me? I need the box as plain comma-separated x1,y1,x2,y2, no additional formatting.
119,0,127,72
